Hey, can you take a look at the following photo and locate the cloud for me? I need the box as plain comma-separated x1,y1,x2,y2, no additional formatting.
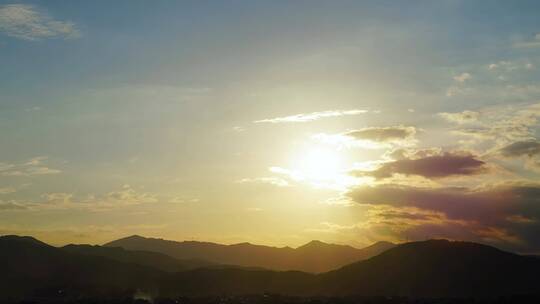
487,60,533,72
313,126,417,149
0,185,159,212
169,196,200,204
0,187,16,194
102,184,158,206
498,140,540,157
513,33,540,48
236,177,290,187
0,156,61,177
42,192,73,205
447,103,540,145
0,4,80,41
445,86,472,97
446,73,472,97
345,126,416,143
353,151,487,180
254,109,368,123
304,206,468,247
438,110,479,124
497,140,540,171
453,72,471,83
0,201,28,211
305,221,359,234
347,182,540,251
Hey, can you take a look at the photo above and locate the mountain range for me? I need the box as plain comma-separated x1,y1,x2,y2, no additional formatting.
105,235,395,273
1,235,539,301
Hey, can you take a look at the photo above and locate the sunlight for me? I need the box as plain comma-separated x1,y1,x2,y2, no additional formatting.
300,148,344,180
285,146,359,190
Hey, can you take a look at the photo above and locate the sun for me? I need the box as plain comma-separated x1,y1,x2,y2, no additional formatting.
286,146,357,190
300,148,344,179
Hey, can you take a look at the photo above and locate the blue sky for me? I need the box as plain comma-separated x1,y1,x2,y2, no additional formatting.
2,1,540,252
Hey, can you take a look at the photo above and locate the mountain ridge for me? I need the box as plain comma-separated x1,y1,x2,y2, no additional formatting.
2,235,540,300
104,235,395,273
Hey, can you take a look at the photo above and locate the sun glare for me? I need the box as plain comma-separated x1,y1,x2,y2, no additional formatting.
301,148,344,179
286,146,358,190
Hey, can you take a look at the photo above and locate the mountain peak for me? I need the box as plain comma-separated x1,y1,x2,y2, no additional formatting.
0,235,50,247
104,234,147,246
372,240,395,246
297,240,330,249
374,239,510,261
124,234,147,240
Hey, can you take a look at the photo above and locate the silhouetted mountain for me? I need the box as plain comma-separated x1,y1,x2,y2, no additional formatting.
153,239,540,298
0,235,162,300
105,235,395,273
62,244,215,272
319,239,540,297
3,235,540,301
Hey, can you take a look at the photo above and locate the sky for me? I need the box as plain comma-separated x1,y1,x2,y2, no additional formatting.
1,1,540,253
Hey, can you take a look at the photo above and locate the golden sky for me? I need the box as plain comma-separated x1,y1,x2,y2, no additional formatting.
1,1,540,253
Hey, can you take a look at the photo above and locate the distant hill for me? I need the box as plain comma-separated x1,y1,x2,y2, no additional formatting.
0,235,162,300
3,235,540,301
319,239,540,297
62,244,215,272
158,239,540,298
105,235,395,273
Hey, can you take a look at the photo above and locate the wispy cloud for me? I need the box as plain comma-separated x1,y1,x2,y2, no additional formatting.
0,186,16,194
438,110,479,124
254,109,368,123
0,156,61,177
513,33,540,48
445,103,540,145
445,72,473,97
0,4,80,41
345,126,416,143
0,184,159,213
0,201,28,211
236,177,290,187
487,60,534,71
313,126,417,149
453,72,472,83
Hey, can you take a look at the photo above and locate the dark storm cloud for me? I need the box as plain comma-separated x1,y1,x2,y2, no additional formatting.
353,152,487,179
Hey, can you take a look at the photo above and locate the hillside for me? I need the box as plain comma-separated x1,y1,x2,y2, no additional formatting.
320,239,540,297
105,235,395,273
62,244,215,272
3,235,540,301
0,235,162,300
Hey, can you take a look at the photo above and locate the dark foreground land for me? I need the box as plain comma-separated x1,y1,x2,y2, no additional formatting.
2,235,540,303
9,295,540,304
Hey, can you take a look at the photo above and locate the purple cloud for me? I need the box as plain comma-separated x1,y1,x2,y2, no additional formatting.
353,152,487,179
